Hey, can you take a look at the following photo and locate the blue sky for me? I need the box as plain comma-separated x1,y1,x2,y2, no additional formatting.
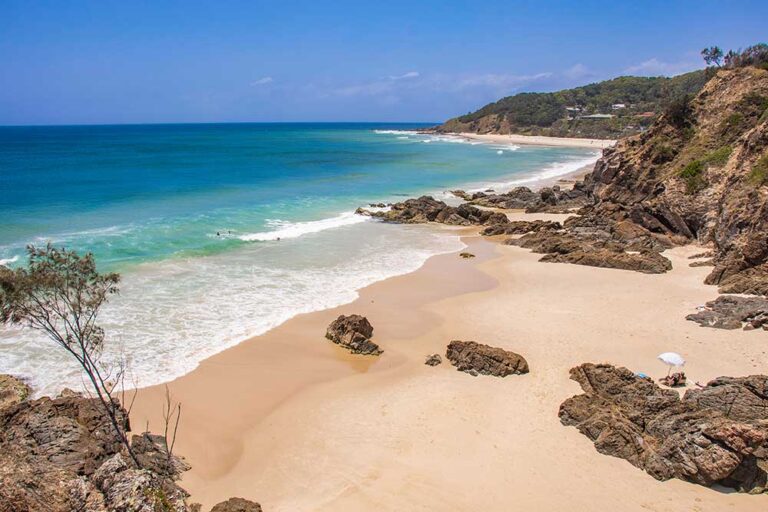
1,0,766,125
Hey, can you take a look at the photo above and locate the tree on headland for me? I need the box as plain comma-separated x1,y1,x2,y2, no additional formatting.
701,46,723,67
0,243,141,467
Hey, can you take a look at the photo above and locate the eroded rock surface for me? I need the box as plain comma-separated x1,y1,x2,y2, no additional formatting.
0,374,30,410
326,314,382,355
686,295,768,330
445,341,528,377
559,363,768,493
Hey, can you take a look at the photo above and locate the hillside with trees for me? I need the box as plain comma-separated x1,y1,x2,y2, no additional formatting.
437,70,710,139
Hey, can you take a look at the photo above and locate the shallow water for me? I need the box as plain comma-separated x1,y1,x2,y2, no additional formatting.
0,123,599,394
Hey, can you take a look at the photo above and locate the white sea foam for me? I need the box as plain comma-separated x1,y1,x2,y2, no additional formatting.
467,153,601,193
373,129,419,135
238,211,368,241
0,223,464,396
0,255,19,266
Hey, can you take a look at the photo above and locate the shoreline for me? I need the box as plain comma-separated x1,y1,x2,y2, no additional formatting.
449,131,617,149
130,214,767,511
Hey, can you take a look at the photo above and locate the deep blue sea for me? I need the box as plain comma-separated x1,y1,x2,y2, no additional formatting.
0,123,599,393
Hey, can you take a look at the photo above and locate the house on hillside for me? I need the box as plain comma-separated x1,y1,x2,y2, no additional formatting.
611,103,627,110
580,113,615,119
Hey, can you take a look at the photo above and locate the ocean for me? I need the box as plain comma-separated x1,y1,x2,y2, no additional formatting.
0,123,600,394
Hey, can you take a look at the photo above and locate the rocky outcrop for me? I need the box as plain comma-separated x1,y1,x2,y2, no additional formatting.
210,498,263,512
686,295,768,330
559,363,768,493
481,219,561,236
326,314,382,355
466,184,589,213
0,391,195,511
0,374,30,410
445,341,528,377
356,196,508,226
583,67,768,294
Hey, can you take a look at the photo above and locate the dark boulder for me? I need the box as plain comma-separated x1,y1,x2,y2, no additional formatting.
425,354,442,366
326,314,382,355
445,341,528,377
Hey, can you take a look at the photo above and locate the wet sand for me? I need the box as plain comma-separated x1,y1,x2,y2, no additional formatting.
131,215,767,511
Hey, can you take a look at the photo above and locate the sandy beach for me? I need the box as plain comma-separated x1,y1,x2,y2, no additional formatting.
454,132,617,149
131,212,767,512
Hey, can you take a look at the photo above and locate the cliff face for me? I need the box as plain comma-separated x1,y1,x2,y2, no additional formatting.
586,67,768,294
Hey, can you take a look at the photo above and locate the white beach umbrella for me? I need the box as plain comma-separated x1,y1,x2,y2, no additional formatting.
657,352,685,375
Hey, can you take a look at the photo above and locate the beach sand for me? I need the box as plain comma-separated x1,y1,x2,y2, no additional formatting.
455,132,617,149
130,211,768,511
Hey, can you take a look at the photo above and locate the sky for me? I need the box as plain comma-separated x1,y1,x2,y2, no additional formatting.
1,0,766,125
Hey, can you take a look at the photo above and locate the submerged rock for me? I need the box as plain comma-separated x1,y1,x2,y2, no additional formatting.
559,363,768,493
326,314,382,355
445,340,528,377
686,295,768,330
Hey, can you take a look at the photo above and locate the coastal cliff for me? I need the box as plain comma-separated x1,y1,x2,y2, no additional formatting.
584,66,768,294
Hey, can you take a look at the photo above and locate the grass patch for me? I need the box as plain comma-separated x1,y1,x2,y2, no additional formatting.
679,160,707,194
703,146,732,167
749,153,768,186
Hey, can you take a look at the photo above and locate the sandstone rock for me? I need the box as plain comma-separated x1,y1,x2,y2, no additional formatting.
445,341,528,377
559,363,768,492
210,497,263,512
459,252,475,259
686,295,768,330
481,220,561,236
424,354,442,366
0,374,30,410
325,314,382,355
540,248,673,274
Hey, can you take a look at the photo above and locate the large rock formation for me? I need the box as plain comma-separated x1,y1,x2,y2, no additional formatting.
356,196,508,226
559,363,768,493
469,184,589,213
326,314,382,355
582,67,768,293
686,295,768,330
0,389,193,512
445,341,529,377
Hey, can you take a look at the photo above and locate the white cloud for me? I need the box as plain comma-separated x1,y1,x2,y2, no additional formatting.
389,71,420,80
564,63,592,80
451,72,552,90
250,76,273,86
624,58,699,77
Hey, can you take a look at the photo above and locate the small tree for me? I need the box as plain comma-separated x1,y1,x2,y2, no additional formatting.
701,46,723,67
0,244,140,467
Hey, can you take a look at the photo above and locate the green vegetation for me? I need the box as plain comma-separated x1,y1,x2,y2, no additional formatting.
703,146,732,167
723,43,768,70
679,160,707,194
649,136,676,164
441,70,709,138
749,153,768,186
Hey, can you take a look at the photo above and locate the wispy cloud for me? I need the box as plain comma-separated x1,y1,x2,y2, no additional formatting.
563,63,593,80
624,58,699,77
250,76,273,86
389,71,420,80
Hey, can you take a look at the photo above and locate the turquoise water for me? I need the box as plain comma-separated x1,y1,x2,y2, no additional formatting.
0,123,599,393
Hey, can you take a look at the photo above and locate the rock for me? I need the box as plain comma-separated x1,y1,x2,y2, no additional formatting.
424,354,442,366
325,314,382,355
450,189,472,201
210,497,263,512
686,295,768,330
0,374,30,410
368,202,386,208
480,220,561,236
445,340,529,377
559,363,768,493
0,391,195,511
540,248,673,274
459,252,475,259
469,186,541,210
357,196,507,227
